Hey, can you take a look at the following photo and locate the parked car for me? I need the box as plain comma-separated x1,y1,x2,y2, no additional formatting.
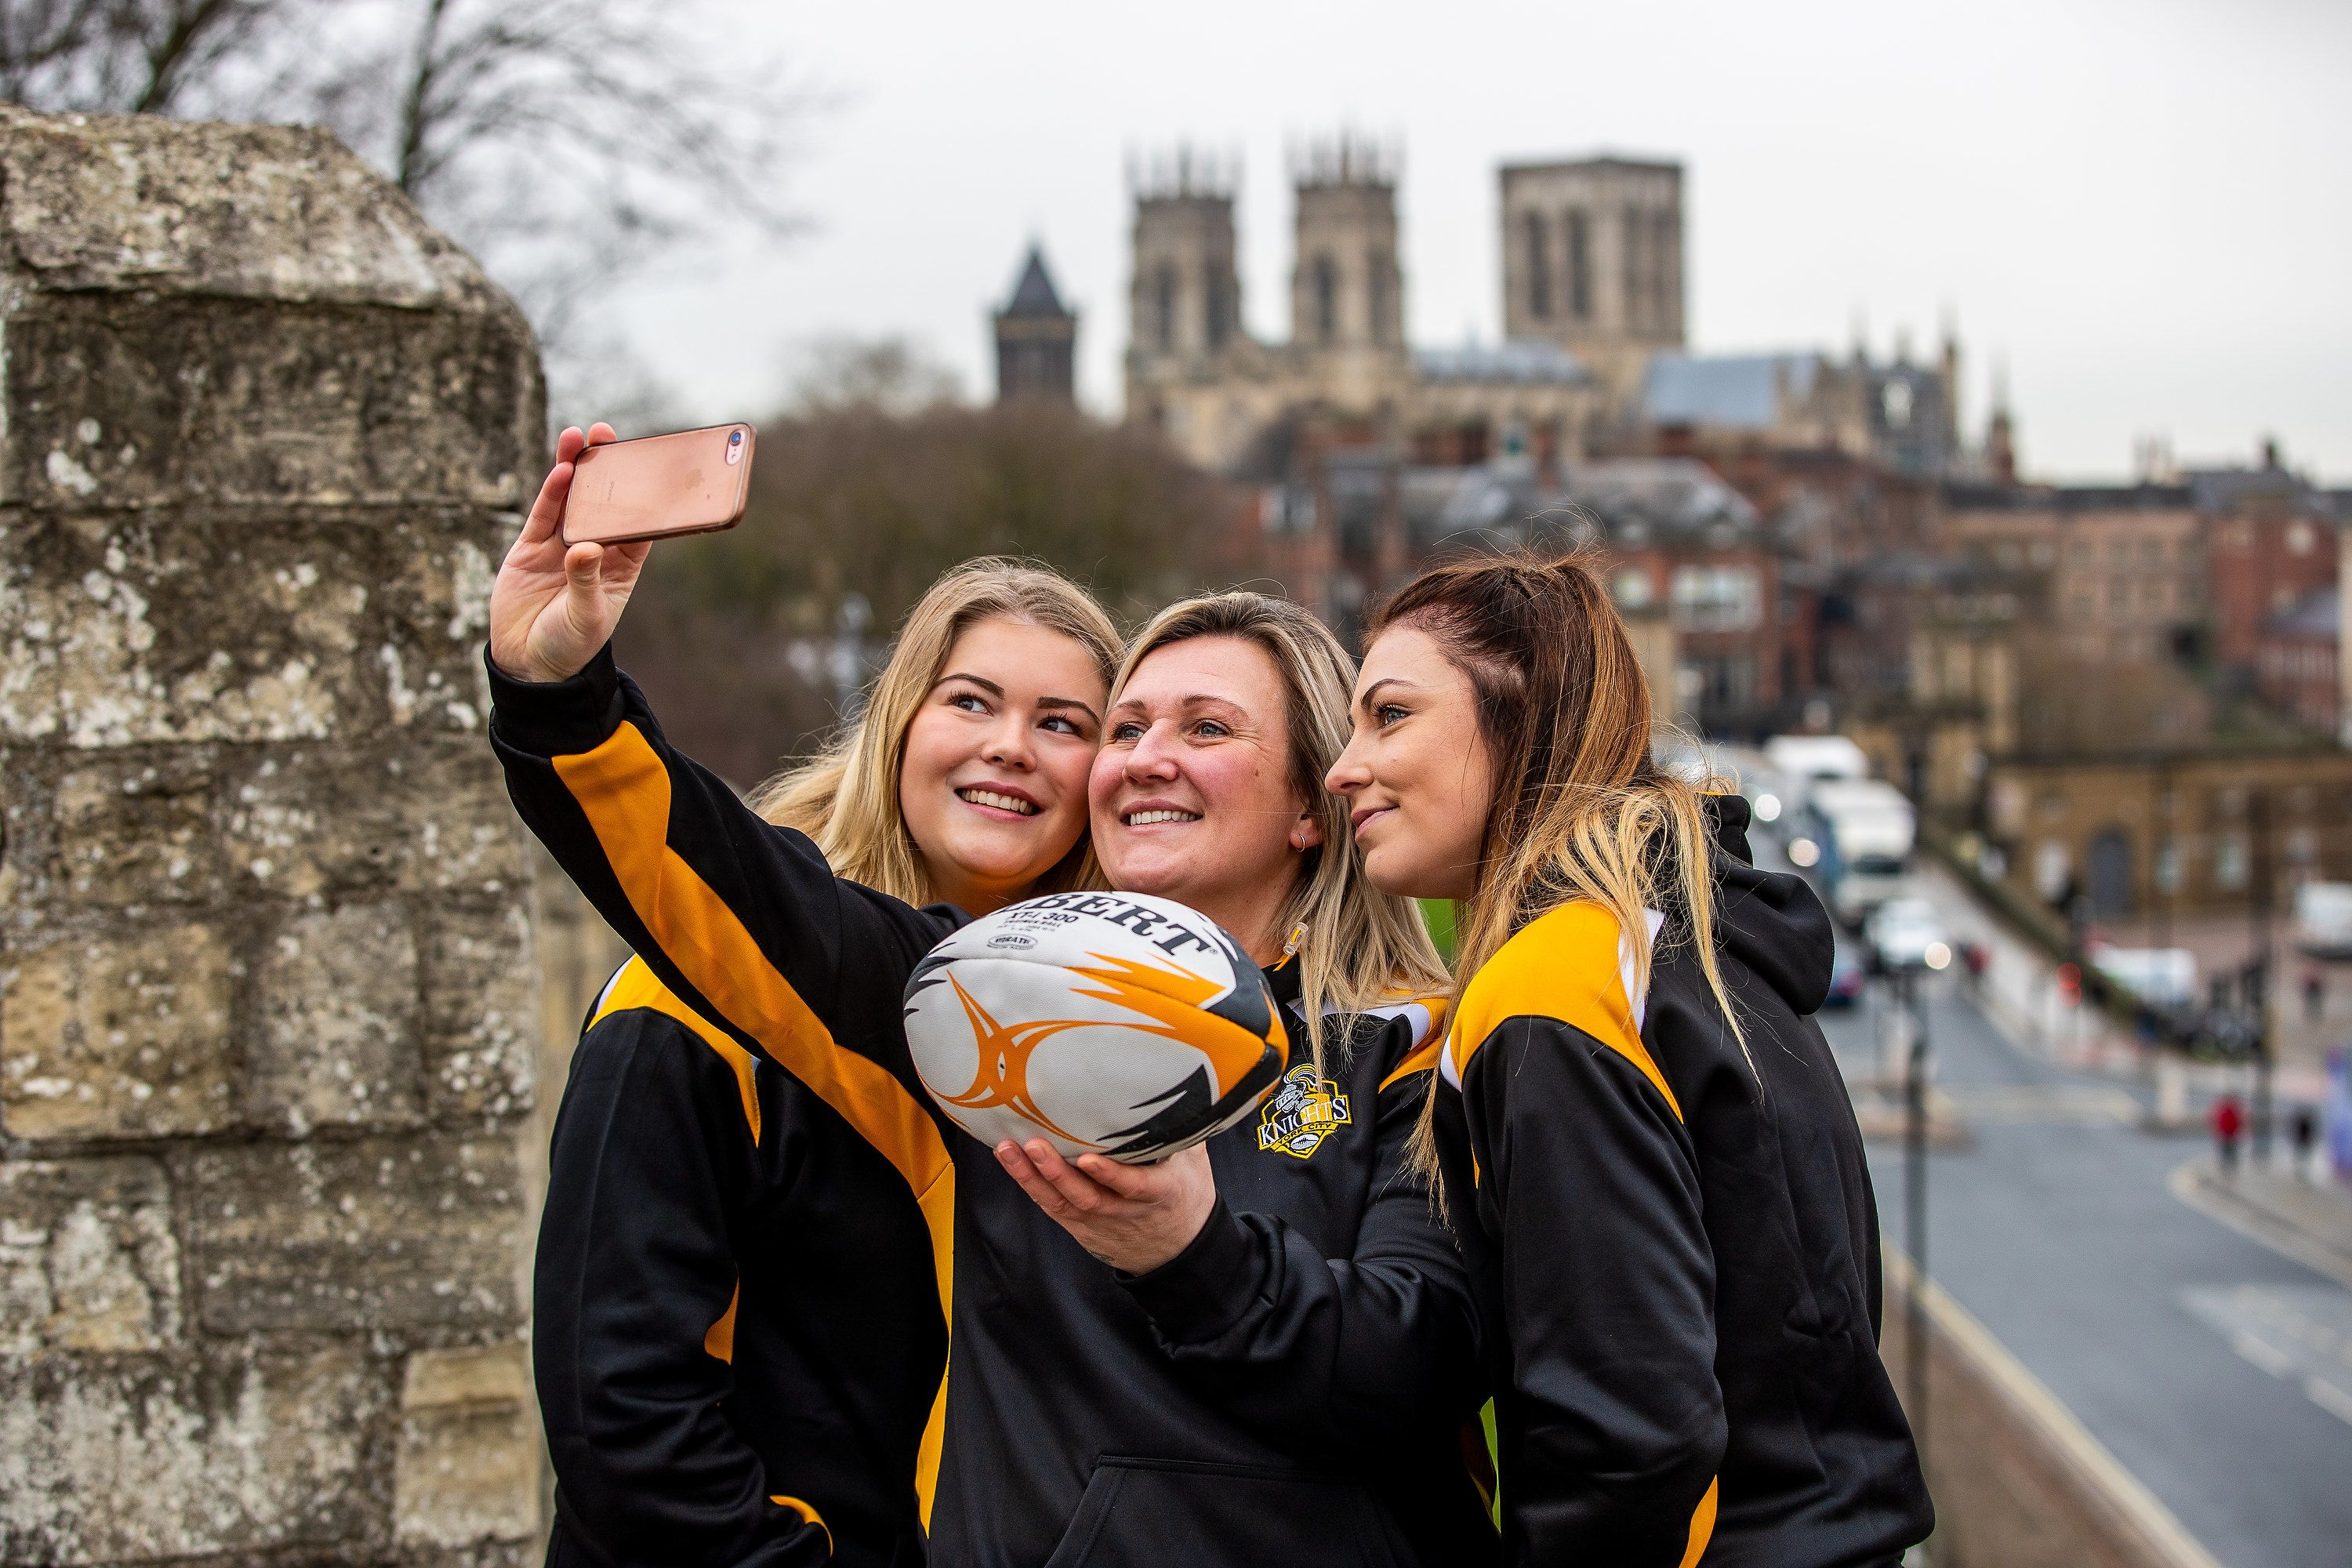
1824,944,1867,1008
1865,897,1951,974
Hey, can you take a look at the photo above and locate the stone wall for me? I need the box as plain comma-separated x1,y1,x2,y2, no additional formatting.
0,107,550,1566
1882,1254,2223,1568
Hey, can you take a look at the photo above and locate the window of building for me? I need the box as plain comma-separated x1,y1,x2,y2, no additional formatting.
2109,539,2131,562
2216,833,2249,890
1203,266,1231,352
1566,210,1592,320
1312,253,1338,343
1613,567,1654,608
2073,539,2092,562
2031,541,2056,566
1669,564,1761,631
2288,520,2316,555
2155,839,2182,894
1525,212,1552,321
2140,539,2162,564
1154,264,1178,352
1367,249,1391,343
1623,202,1646,329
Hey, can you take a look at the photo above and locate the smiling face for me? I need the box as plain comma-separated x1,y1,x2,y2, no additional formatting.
896,615,1107,916
1325,623,1498,902
1089,633,1323,960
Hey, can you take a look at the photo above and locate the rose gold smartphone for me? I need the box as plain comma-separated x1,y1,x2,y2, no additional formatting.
560,423,757,546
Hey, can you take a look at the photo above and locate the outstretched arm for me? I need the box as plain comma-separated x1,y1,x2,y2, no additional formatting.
1001,1052,1484,1460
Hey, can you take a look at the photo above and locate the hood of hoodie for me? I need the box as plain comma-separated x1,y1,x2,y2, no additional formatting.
1704,793,1835,1015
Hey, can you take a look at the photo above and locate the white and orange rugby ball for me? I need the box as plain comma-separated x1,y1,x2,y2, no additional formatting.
902,892,1289,1163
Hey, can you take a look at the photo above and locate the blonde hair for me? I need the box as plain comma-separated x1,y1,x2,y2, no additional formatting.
1116,592,1451,1066
748,559,1121,906
1371,552,1746,1190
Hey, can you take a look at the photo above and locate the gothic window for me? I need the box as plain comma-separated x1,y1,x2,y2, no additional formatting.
1525,212,1552,321
1154,264,1177,353
1655,211,1680,332
1368,249,1391,343
1313,252,1338,343
1566,210,1591,320
1623,203,1647,330
1204,265,1231,352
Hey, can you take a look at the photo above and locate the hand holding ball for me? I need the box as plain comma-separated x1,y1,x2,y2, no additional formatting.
902,893,1288,1163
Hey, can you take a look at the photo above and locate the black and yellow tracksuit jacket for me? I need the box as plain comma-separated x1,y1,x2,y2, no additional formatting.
535,957,946,1568
491,647,1496,1568
1433,797,1933,1568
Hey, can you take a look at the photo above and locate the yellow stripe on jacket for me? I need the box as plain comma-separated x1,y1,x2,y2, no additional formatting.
1446,901,1682,1122
554,724,960,1528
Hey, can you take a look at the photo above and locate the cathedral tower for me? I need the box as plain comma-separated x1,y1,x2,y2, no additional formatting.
1498,155,1683,414
1289,135,1408,410
1126,149,1240,385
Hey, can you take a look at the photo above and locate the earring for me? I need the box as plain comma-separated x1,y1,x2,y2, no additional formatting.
1282,922,1310,958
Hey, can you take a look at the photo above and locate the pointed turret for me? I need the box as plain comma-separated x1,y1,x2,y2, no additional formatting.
994,244,1078,403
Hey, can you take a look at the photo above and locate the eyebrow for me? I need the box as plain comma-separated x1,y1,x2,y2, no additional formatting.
942,672,1099,724
1357,677,1417,713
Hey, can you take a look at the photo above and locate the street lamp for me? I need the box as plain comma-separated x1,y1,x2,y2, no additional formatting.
1893,943,1947,1468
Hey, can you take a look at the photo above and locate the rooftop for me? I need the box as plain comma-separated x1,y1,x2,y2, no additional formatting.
998,246,1072,321
1642,352,1820,431
1415,339,1593,387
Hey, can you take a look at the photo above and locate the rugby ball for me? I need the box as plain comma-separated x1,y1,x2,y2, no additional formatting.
902,892,1289,1163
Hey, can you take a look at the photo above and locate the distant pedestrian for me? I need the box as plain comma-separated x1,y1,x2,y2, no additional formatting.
2304,971,2325,1023
2290,1104,2319,1179
2213,1094,2246,1174
1962,941,1988,995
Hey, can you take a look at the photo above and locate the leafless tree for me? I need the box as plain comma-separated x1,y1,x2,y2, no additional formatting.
0,0,290,114
1,0,813,410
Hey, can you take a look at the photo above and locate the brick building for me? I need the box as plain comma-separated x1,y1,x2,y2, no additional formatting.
2255,588,2340,731
2200,459,2338,672
1984,747,2352,920
1940,483,2204,662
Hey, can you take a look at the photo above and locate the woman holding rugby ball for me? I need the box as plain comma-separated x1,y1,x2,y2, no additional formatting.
1326,551,1933,1568
489,426,1491,1567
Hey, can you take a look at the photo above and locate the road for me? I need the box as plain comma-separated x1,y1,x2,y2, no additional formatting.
1817,977,2352,1568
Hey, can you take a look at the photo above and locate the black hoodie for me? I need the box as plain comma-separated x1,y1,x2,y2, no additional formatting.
489,648,1496,1568
1432,797,1933,1568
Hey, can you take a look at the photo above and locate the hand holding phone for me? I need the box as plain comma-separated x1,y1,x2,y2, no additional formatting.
561,423,757,546
489,421,760,685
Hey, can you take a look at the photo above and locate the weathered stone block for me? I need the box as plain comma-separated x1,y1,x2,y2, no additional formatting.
0,746,226,913
422,907,537,1123
7,296,535,512
191,1134,524,1332
0,923,235,1140
0,108,507,313
0,510,510,748
247,902,423,1135
394,1342,540,1550
0,1345,387,1563
0,1157,181,1353
220,738,525,901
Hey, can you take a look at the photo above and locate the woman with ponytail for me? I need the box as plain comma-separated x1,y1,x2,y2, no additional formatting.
1326,550,1932,1568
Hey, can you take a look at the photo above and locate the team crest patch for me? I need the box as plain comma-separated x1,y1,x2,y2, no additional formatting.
1257,1064,1350,1159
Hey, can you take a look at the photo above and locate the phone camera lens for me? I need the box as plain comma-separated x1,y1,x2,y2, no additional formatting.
729,430,743,445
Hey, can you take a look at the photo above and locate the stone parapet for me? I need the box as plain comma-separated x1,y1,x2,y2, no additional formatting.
0,106,548,1566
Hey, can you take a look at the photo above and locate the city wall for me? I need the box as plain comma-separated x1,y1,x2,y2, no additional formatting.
0,106,567,1565
1882,1254,2224,1568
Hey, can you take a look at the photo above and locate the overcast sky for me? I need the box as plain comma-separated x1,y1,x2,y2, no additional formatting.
605,0,2351,482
